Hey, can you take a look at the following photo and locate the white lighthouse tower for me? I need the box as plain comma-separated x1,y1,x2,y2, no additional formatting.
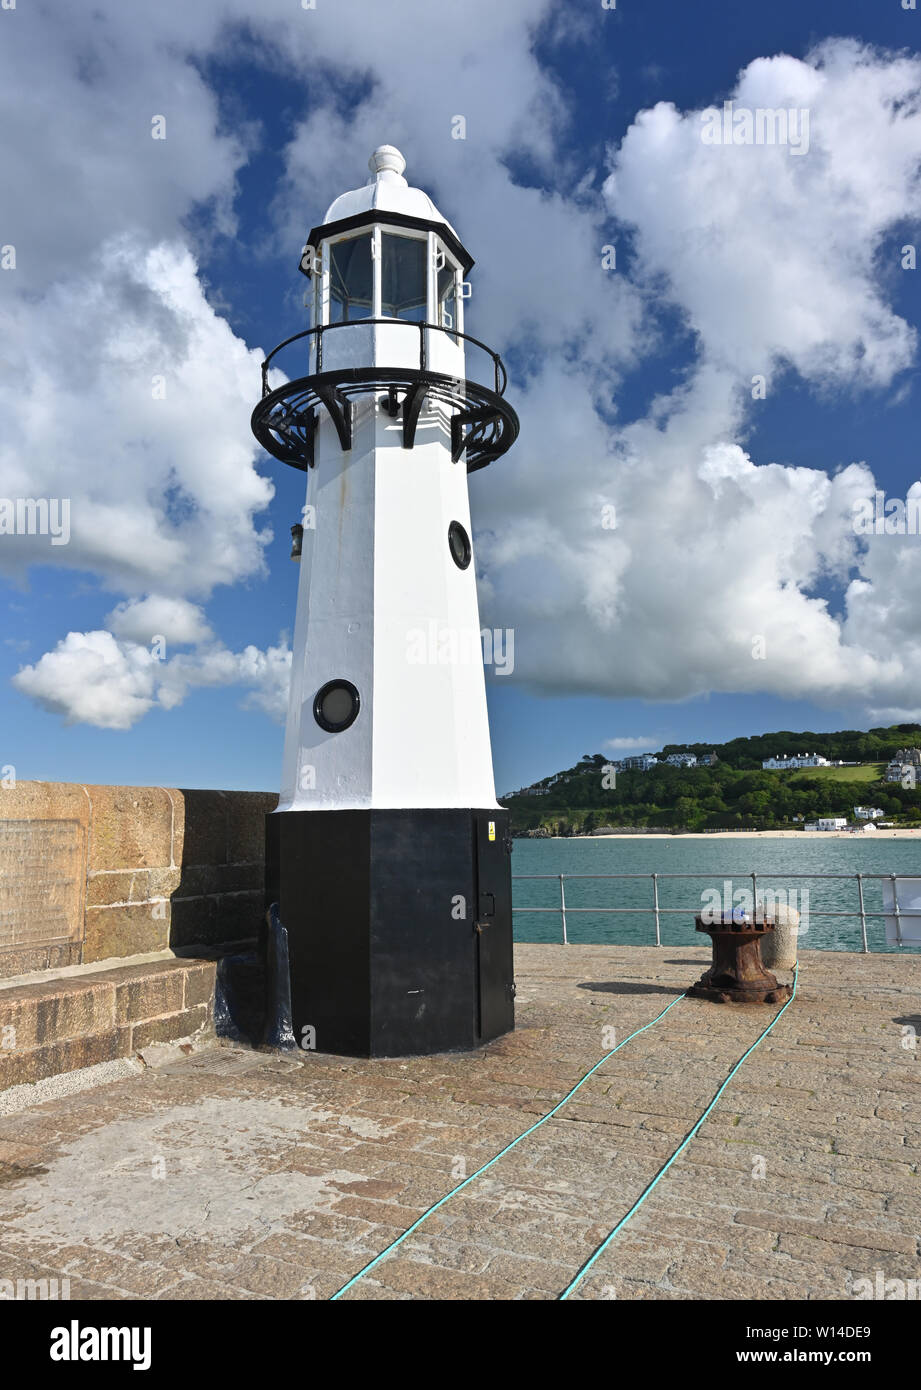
253,146,519,1057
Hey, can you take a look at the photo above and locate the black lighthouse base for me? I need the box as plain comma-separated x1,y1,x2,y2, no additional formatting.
265,808,515,1058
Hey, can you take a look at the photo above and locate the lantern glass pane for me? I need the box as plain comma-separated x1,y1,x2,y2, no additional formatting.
329,234,373,323
381,232,427,321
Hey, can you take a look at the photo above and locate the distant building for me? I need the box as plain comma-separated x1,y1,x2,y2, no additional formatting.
853,806,884,820
698,751,719,766
665,753,697,768
762,752,831,770
621,754,660,771
886,748,921,783
816,817,848,831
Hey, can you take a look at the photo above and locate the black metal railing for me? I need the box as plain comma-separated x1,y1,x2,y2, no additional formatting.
260,318,508,398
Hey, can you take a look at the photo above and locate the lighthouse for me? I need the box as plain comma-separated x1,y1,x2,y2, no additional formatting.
252,146,519,1057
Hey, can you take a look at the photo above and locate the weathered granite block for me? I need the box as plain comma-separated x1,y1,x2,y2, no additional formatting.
0,1031,122,1088
86,867,183,909
85,785,173,872
0,945,80,981
227,792,278,863
216,862,263,894
114,968,186,1024
0,978,115,1050
168,896,218,947
179,790,229,867
214,891,264,941
0,780,89,824
174,864,221,897
84,903,170,963
182,961,218,1009
129,1004,211,1050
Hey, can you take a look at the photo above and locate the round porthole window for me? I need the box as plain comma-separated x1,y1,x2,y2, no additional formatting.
314,679,360,733
448,520,472,570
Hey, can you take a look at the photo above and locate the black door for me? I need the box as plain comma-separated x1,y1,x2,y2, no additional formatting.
474,811,515,1041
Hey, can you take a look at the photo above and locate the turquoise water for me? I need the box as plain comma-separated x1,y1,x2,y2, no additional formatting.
511,835,921,952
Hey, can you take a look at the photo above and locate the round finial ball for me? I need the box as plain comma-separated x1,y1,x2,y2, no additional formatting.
369,145,406,178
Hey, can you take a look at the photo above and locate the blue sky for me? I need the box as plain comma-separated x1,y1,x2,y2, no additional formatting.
2,0,920,797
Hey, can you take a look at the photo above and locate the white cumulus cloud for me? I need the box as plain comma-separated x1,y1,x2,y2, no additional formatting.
106,596,213,647
474,40,921,716
13,628,291,730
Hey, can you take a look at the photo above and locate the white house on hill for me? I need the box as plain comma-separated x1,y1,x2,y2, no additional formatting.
762,752,831,770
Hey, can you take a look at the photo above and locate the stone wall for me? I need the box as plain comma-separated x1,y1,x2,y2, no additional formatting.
0,957,219,1089
0,782,278,979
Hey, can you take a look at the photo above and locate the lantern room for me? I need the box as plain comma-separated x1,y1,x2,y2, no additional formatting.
253,145,517,476
297,145,472,380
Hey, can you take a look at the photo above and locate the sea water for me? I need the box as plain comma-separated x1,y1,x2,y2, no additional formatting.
511,835,921,952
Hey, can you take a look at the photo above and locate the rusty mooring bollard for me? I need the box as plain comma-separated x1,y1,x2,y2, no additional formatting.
688,912,793,1005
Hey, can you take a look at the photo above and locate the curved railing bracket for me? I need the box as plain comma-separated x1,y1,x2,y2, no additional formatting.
252,319,518,473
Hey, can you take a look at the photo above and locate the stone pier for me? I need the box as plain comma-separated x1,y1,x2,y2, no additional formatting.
0,944,917,1301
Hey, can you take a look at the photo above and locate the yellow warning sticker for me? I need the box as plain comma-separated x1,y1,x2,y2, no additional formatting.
488,821,496,841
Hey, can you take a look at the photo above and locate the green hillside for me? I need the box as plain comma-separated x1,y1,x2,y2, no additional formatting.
788,763,885,784
502,727,921,835
658,725,921,770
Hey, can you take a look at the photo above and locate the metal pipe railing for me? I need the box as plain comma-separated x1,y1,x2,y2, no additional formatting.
890,872,902,947
512,871,916,953
559,873,568,946
856,872,869,953
261,318,508,397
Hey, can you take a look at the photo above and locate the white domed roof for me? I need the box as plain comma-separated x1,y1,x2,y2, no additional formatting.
320,146,460,240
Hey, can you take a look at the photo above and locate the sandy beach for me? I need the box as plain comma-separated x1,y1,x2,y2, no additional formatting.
576,828,921,840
